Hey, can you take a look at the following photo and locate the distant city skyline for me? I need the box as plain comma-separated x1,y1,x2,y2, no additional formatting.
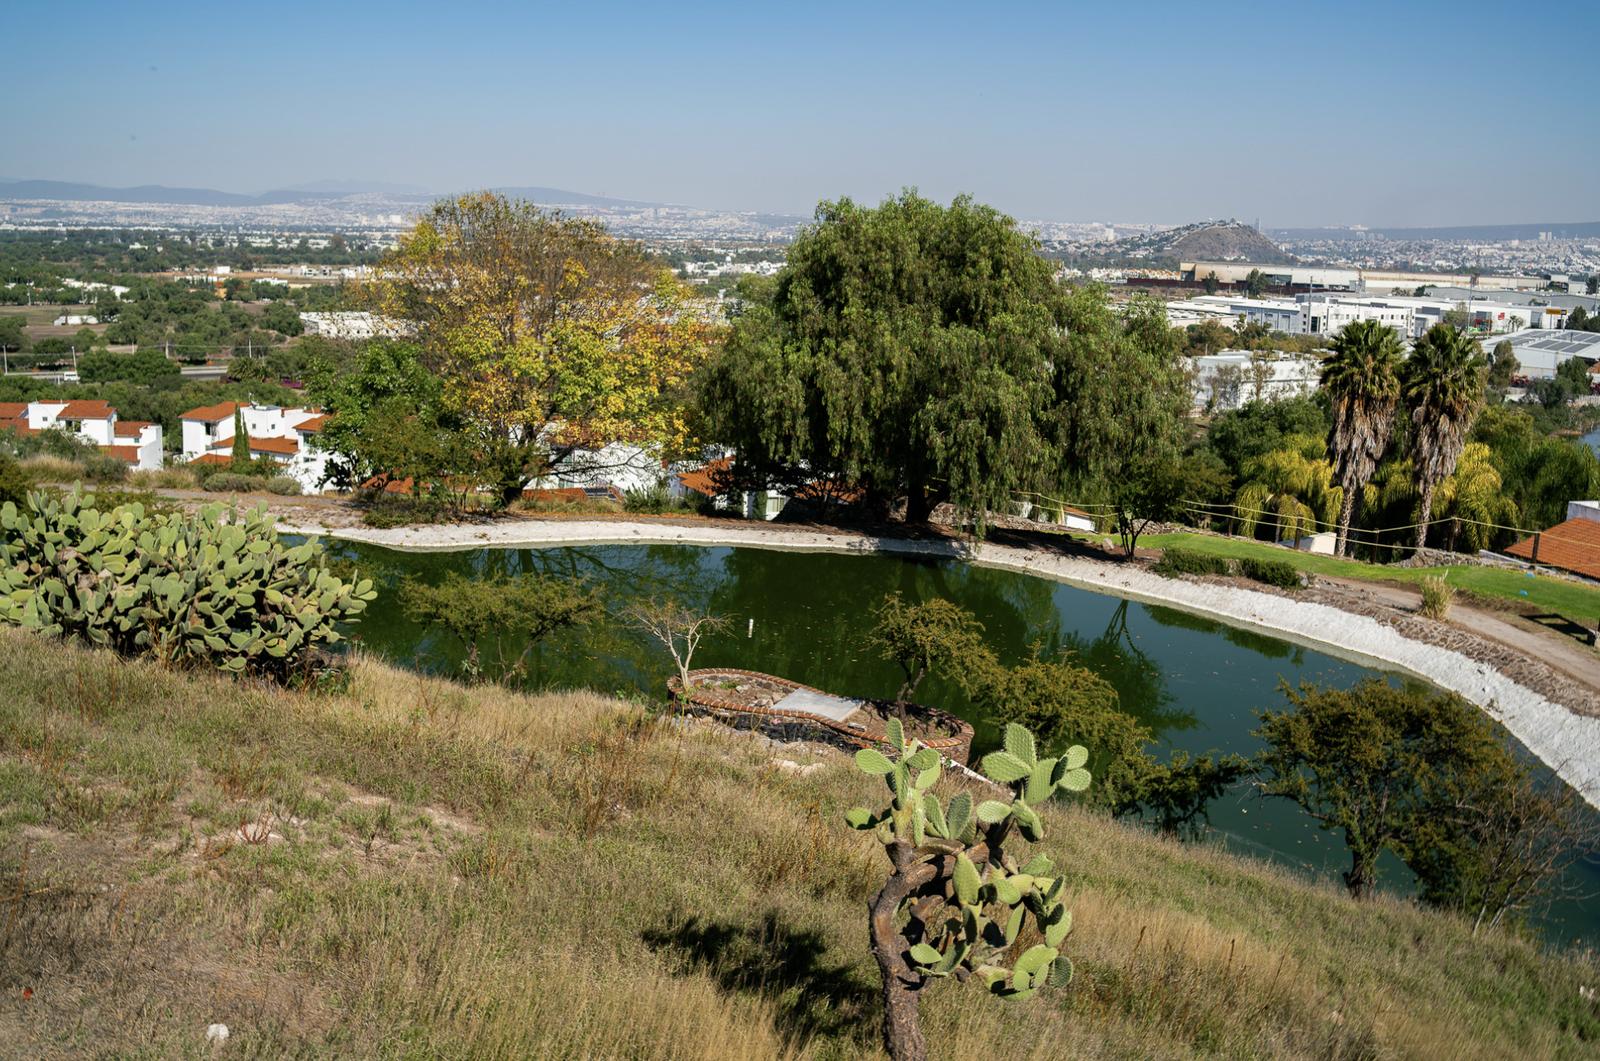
2,0,1594,229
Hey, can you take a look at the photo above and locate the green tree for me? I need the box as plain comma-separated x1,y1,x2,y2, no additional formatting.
398,571,601,683
1233,434,1341,541
79,348,179,385
1486,340,1519,390
1402,324,1487,551
230,406,250,469
1321,320,1403,556
867,593,994,703
1243,268,1268,298
1108,453,1184,557
371,193,715,506
699,192,1068,528
306,340,451,491
1201,271,1220,295
1256,679,1497,900
0,315,27,353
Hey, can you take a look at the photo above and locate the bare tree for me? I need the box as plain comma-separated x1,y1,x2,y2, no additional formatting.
625,598,730,691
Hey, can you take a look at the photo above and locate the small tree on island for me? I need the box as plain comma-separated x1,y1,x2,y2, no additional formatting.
625,598,730,692
846,720,1088,1061
867,593,993,703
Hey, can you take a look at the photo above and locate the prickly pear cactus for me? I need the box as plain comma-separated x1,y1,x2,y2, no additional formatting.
846,720,1089,1059
0,488,374,681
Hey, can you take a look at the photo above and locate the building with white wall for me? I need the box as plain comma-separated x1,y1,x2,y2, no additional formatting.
1190,351,1322,411
180,401,330,491
1484,330,1600,380
0,399,163,470
298,312,411,341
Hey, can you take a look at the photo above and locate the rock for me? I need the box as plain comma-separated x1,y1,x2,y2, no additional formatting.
205,1023,230,1043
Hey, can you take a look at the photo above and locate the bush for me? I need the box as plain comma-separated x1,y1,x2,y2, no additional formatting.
0,489,374,681
0,454,28,508
263,476,302,496
1419,576,1455,620
1153,546,1232,578
201,473,260,493
623,483,676,514
1238,556,1302,590
80,452,129,484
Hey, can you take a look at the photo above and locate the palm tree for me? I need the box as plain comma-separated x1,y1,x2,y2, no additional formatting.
1321,320,1403,556
1234,434,1342,543
1402,324,1487,552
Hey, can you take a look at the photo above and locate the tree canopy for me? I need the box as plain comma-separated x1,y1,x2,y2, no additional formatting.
699,192,1068,526
368,193,717,504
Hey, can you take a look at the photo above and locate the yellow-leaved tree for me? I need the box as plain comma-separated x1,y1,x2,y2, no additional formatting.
368,193,718,505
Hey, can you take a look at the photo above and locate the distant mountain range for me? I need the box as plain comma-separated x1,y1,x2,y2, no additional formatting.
1271,222,1600,242
0,178,664,211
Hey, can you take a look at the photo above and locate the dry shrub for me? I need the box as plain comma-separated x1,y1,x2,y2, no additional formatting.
1419,576,1455,620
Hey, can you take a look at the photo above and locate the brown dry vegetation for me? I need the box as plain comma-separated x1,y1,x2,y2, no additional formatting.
0,628,1597,1058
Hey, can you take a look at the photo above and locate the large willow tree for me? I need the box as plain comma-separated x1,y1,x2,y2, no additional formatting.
1321,319,1403,556
698,191,1185,528
369,193,716,504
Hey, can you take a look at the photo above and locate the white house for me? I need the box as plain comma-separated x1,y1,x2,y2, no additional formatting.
180,401,330,491
298,312,411,341
1191,351,1322,411
0,399,164,470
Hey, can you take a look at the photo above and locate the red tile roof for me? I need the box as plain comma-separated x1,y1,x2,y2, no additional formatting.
1506,518,1600,582
100,445,142,463
57,400,115,420
188,453,233,466
180,401,247,423
676,457,732,497
209,435,298,456
113,420,153,438
0,403,28,421
293,414,327,433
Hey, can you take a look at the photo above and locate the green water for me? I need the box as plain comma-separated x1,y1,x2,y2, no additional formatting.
329,540,1600,946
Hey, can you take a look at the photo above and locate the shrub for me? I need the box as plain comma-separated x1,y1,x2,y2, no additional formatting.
1419,576,1454,620
263,476,302,496
0,489,374,681
623,483,675,514
1153,546,1232,578
80,452,129,484
201,472,260,493
0,453,28,508
1238,556,1301,590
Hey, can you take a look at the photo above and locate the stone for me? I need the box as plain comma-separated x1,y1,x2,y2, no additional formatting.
205,1023,230,1043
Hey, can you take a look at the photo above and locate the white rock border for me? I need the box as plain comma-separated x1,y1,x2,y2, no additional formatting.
283,518,1600,809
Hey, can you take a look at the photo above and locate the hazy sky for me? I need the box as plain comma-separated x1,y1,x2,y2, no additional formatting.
3,0,1595,227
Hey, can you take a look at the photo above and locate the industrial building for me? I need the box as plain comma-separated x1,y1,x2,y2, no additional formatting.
1483,330,1600,380
1165,293,1542,340
1189,351,1321,411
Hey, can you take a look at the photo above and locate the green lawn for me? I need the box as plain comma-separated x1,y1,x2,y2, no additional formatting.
1140,531,1600,624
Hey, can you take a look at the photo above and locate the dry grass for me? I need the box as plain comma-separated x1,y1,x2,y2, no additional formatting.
127,466,201,490
15,455,84,482
0,629,1596,1059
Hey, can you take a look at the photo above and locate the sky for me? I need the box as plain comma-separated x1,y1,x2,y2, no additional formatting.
3,0,1596,228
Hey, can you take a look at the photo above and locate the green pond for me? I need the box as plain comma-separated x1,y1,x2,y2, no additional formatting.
327,539,1600,947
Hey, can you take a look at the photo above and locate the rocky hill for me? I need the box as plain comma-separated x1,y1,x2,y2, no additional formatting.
1130,219,1295,264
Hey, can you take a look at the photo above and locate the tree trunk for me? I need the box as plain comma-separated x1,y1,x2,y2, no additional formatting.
1335,486,1358,558
1415,481,1437,553
869,845,928,1061
904,486,935,526
1344,847,1377,900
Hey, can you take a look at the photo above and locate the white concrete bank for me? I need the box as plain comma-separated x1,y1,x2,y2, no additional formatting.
282,518,1600,808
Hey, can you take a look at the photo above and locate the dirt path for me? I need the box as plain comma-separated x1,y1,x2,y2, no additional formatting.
1323,576,1600,701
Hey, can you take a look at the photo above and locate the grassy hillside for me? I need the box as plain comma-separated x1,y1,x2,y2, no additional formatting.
1,629,1596,1059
